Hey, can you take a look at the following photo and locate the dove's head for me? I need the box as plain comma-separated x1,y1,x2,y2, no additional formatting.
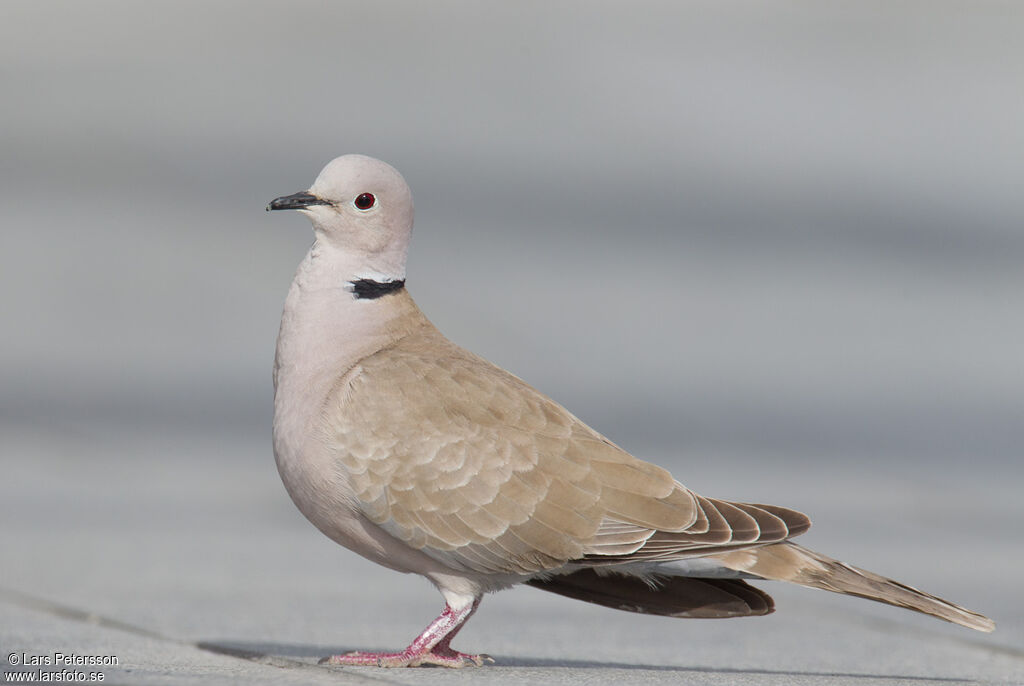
268,154,414,280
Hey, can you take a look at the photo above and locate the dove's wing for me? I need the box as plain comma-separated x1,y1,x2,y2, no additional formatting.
320,325,808,576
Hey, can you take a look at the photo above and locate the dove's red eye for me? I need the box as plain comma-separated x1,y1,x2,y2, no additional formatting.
354,193,375,210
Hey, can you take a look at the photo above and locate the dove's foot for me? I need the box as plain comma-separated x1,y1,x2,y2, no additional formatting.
319,595,489,669
320,648,492,668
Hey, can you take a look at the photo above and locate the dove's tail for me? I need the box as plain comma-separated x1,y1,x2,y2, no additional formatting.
711,542,995,632
526,568,776,619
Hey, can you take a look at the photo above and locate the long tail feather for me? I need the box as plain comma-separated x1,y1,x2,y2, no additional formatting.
712,542,994,632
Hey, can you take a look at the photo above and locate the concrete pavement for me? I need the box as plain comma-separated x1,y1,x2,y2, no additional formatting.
2,423,1020,685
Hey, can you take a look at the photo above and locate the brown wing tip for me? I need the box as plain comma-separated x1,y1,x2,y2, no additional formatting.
746,502,812,538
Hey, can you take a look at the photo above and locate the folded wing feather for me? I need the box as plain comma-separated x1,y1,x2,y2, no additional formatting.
320,325,810,577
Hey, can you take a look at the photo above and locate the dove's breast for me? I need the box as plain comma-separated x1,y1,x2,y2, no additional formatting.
271,255,440,573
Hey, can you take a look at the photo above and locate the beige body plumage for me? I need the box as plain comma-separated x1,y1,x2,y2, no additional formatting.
267,154,993,668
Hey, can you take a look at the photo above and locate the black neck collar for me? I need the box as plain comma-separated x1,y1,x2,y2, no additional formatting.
349,278,406,300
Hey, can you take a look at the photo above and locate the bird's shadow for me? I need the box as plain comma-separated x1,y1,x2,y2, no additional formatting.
195,639,972,682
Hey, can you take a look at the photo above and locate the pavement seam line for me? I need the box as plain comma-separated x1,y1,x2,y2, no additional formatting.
0,586,404,685
805,598,1024,661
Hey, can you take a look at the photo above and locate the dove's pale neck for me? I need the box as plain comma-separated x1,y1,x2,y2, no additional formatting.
272,240,427,469
306,225,410,287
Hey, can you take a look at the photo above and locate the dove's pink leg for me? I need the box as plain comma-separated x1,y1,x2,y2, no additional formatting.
320,597,491,668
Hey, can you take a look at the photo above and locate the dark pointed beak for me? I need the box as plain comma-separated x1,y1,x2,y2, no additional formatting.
266,191,331,212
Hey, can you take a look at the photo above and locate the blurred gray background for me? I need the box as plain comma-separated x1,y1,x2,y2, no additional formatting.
2,2,1022,684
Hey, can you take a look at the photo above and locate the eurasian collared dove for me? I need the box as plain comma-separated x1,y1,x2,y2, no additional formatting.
266,154,993,668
